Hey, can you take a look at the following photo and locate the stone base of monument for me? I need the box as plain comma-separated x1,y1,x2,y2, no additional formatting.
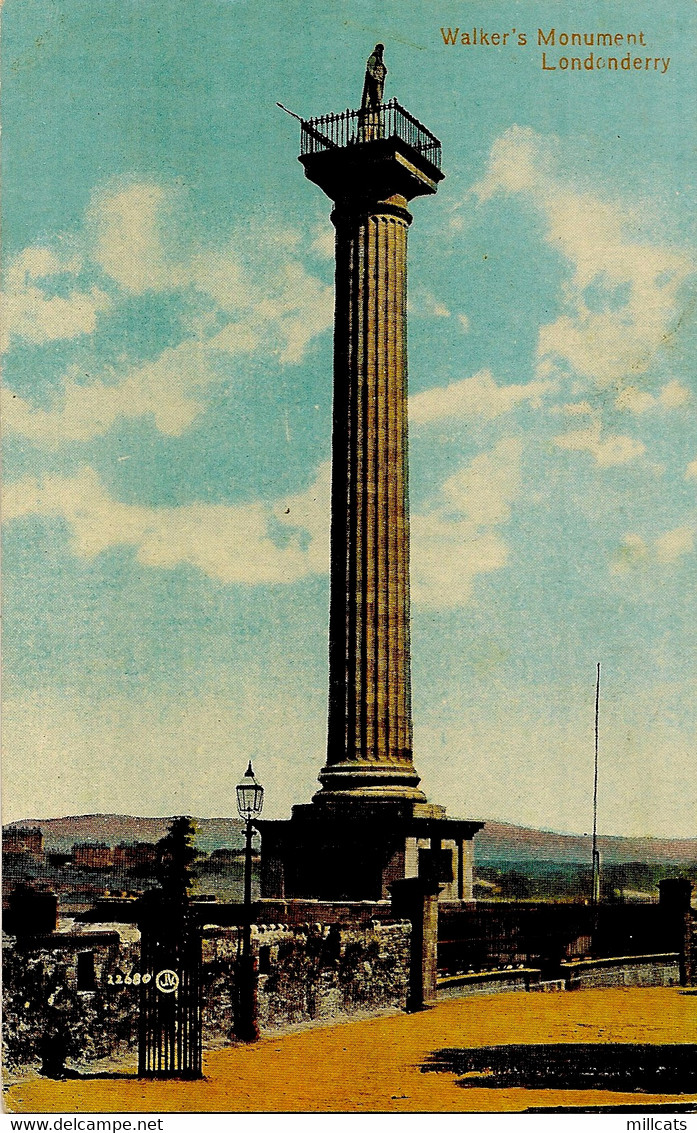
257,800,483,902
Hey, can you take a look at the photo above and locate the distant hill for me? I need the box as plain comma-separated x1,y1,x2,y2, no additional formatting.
5,815,245,854
473,820,697,865
4,813,697,866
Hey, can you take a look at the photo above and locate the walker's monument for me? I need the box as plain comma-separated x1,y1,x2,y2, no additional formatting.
259,49,483,901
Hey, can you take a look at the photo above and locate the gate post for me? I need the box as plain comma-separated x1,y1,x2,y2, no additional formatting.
234,926,260,1042
660,878,695,986
390,876,442,1010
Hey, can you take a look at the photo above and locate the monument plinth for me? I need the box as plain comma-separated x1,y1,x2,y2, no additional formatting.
259,53,482,901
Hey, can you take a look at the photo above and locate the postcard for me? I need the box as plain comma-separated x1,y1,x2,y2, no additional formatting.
2,0,696,1118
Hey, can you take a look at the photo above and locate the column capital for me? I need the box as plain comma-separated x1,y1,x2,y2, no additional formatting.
331,196,412,227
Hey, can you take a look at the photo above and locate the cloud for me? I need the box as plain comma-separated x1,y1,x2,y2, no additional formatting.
686,457,697,481
88,182,185,294
3,341,217,442
440,439,522,524
411,518,509,608
409,286,451,319
551,399,667,474
4,182,335,442
4,441,521,609
411,438,522,607
472,126,549,201
253,261,334,366
615,380,690,414
407,287,473,329
610,534,649,574
4,463,331,585
553,421,646,468
192,239,334,365
89,185,335,365
310,225,335,259
1,246,110,350
272,464,332,575
611,526,694,573
410,369,556,426
550,400,596,418
655,526,695,564
473,126,694,388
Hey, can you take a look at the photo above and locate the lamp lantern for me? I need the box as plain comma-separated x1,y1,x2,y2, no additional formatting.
236,761,264,823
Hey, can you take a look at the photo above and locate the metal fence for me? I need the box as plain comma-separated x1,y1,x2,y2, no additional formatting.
438,901,678,980
300,98,441,169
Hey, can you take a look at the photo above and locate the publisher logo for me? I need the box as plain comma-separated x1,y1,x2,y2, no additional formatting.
155,969,180,994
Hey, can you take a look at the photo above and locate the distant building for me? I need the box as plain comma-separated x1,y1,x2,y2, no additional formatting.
3,826,43,857
73,843,114,871
210,848,244,865
113,842,157,874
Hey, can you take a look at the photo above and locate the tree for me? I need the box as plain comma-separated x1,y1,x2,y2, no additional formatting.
155,816,200,906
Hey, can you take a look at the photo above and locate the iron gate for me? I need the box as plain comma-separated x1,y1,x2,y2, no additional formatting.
138,908,202,1078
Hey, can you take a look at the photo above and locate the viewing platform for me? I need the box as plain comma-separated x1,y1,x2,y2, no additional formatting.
300,98,442,169
298,98,444,206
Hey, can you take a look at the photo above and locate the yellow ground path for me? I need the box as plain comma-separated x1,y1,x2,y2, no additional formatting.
6,987,697,1113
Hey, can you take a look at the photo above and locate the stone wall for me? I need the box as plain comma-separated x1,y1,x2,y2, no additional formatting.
438,968,541,998
4,916,411,1072
202,919,411,1040
2,931,141,1072
561,953,681,990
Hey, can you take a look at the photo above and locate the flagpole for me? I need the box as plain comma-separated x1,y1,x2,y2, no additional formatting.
591,662,601,908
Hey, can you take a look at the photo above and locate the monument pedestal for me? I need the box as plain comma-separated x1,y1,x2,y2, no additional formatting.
258,800,482,902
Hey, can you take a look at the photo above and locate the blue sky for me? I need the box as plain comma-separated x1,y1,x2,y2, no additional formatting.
2,0,696,835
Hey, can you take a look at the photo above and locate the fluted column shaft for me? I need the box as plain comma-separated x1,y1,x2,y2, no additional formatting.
319,195,423,801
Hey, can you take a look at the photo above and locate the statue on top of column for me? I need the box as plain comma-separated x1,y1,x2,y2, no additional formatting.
361,44,387,110
359,44,387,142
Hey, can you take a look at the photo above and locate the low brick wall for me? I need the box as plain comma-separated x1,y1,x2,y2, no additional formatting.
435,954,682,999
561,953,680,990
438,967,541,998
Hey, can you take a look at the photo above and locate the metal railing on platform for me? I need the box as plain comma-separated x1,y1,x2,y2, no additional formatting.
300,98,441,169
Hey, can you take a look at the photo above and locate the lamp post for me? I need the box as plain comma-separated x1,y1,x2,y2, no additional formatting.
235,761,264,1041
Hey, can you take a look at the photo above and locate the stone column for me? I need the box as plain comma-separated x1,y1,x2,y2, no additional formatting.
317,193,424,803
458,838,475,902
299,107,443,806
